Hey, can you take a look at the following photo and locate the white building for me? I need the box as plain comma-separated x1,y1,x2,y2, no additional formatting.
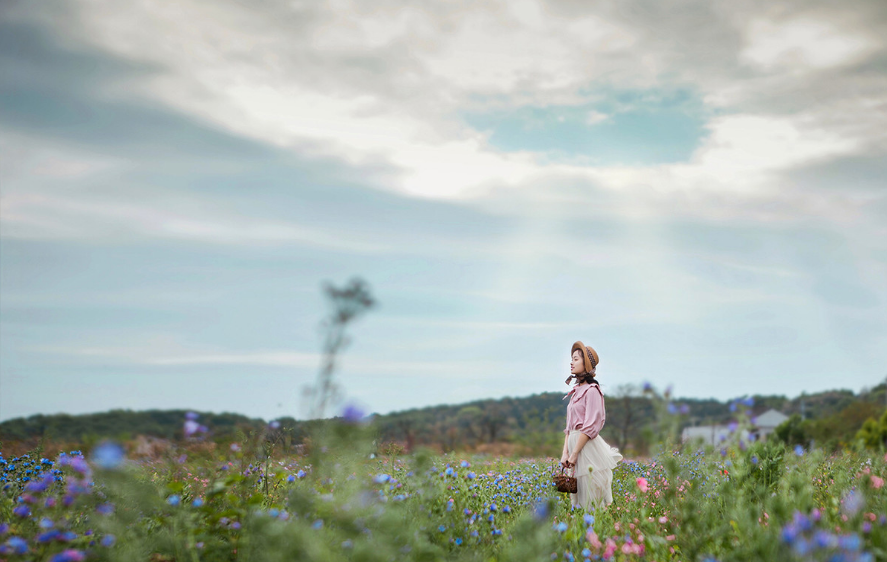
681,409,789,446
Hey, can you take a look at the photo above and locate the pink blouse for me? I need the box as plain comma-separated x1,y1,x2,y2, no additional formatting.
564,383,606,440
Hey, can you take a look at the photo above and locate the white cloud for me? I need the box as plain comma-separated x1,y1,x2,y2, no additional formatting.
741,18,878,72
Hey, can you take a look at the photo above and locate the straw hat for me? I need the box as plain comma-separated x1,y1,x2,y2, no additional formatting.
571,341,599,373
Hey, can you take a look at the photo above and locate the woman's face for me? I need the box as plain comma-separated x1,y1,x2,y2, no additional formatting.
570,350,585,375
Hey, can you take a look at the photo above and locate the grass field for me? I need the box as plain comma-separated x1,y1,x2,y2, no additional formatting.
2,416,886,562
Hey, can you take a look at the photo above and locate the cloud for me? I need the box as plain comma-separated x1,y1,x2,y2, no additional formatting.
9,0,881,203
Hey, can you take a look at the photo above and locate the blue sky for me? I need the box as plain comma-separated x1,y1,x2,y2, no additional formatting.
1,0,886,422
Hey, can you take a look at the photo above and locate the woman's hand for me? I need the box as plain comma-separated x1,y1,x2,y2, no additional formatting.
560,453,571,468
567,452,579,467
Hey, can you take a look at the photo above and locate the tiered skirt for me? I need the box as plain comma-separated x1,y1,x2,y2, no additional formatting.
566,430,623,511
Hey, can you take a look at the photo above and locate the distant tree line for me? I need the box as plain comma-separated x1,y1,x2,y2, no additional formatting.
2,384,884,457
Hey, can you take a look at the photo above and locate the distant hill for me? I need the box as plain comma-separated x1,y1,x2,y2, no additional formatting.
2,384,884,456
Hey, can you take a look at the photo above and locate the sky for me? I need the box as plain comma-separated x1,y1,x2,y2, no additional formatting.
1,0,886,423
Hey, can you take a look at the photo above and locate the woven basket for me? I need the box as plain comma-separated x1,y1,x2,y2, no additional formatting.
553,466,577,494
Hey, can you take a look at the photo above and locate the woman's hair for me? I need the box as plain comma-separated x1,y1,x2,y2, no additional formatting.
571,350,598,385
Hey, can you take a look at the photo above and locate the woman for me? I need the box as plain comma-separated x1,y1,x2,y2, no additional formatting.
561,341,623,511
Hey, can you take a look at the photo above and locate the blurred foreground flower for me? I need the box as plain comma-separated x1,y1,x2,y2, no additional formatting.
91,442,125,470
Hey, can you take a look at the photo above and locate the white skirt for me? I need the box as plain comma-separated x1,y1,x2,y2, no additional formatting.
566,430,623,511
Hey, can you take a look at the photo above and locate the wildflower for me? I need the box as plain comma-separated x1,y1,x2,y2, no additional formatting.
287,474,296,482
297,469,306,478
167,495,181,506
554,522,568,533
48,549,86,562
636,477,649,493
96,503,114,515
13,505,30,518
445,467,455,477
467,472,476,480
101,535,116,547
0,523,8,534
455,537,463,545
6,536,28,554
584,514,595,527
374,474,390,484
341,540,353,548
185,411,199,420
192,498,204,507
39,517,54,529
871,475,884,489
842,490,864,516
92,442,125,469
184,420,200,437
794,445,804,456
439,525,446,532
269,421,281,429
533,499,550,521
340,403,366,423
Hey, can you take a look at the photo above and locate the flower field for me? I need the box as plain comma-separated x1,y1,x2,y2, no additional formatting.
1,417,885,562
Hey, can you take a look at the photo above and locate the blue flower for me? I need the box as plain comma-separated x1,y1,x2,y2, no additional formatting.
445,467,455,477
100,535,116,547
297,469,307,478
13,505,30,518
554,522,568,533
167,495,180,506
192,498,204,507
794,445,804,456
92,442,125,470
439,525,446,532
374,474,390,484
584,514,594,526
455,538,463,545
7,537,28,554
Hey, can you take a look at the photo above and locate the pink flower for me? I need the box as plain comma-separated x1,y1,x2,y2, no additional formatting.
871,475,884,489
636,477,649,493
587,531,602,550
603,538,617,560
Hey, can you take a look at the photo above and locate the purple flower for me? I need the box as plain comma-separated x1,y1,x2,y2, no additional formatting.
341,404,367,423
728,422,739,433
70,457,90,475
92,442,125,470
184,420,200,437
100,535,116,547
297,469,306,478
742,396,754,407
374,474,390,484
0,523,8,534
185,411,199,420
842,490,864,516
48,549,86,562
13,505,30,518
287,474,296,482
794,445,804,456
39,517,54,529
96,503,114,515
269,421,281,430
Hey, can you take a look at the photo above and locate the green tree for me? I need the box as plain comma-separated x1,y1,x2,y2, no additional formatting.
856,409,887,450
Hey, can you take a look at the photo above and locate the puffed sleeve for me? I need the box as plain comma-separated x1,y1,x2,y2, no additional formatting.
578,385,605,440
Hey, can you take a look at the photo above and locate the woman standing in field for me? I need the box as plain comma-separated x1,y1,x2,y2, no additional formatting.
561,341,623,510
